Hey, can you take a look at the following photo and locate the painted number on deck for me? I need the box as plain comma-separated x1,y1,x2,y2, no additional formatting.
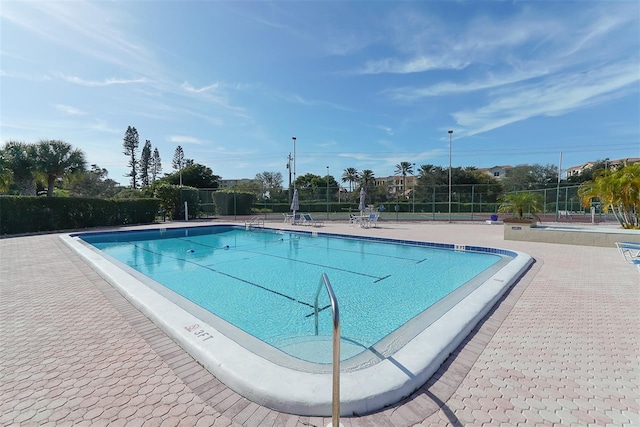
184,324,215,341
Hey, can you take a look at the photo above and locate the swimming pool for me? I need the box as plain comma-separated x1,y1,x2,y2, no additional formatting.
62,224,533,416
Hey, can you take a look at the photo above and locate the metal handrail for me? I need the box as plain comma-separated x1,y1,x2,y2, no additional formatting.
313,273,341,427
245,216,264,228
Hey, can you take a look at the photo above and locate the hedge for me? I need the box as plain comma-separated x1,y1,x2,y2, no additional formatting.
0,196,161,235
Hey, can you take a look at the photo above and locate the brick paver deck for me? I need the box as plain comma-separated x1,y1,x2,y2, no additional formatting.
1,222,638,426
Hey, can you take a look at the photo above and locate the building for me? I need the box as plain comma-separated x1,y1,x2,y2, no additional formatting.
477,165,514,181
218,178,260,189
374,175,417,198
565,158,639,178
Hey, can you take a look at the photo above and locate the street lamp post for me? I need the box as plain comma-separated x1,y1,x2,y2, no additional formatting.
292,137,297,190
412,163,415,214
326,166,330,219
287,153,292,203
448,130,453,223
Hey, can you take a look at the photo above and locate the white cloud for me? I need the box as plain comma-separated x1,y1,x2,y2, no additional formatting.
167,135,205,145
453,61,640,137
1,1,155,73
53,104,86,115
182,82,220,93
358,56,469,75
0,69,53,81
60,74,149,87
383,68,551,101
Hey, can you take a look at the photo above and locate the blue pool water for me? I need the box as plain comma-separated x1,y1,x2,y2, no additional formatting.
79,225,505,363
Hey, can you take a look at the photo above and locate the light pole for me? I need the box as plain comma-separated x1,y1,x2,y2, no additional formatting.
448,130,453,223
412,163,415,214
326,166,330,219
287,153,292,202
292,137,297,190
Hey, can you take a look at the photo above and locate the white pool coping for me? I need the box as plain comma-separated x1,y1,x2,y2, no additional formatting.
60,229,533,416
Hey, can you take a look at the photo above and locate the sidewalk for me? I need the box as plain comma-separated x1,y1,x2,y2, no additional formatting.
1,222,638,426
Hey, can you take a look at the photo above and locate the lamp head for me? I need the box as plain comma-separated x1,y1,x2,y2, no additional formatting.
448,130,453,134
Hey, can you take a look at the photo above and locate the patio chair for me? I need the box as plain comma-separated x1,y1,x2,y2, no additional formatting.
302,213,324,227
367,213,379,228
615,241,640,263
349,214,362,228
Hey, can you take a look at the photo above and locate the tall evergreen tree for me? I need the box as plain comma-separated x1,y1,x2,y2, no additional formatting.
172,145,185,187
139,139,152,187
150,148,162,182
122,126,140,189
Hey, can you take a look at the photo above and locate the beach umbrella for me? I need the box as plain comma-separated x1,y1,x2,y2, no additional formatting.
358,187,366,214
291,189,299,218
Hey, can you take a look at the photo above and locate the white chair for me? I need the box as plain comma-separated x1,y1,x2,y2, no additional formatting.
615,242,640,263
349,214,362,227
302,213,323,227
367,213,379,228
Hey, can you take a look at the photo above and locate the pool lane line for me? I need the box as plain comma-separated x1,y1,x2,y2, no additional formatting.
131,243,317,309
175,235,388,281
304,303,332,318
182,233,425,264
373,275,391,283
238,248,385,281
286,239,426,263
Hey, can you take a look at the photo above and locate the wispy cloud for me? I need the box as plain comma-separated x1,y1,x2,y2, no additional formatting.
453,61,640,137
60,74,149,87
283,93,358,113
53,104,86,115
167,135,205,145
182,82,220,93
377,126,394,136
358,56,469,75
0,69,52,81
383,68,551,101
1,1,155,72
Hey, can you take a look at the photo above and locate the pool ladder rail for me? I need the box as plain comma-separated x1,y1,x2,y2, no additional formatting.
244,216,264,229
313,273,343,427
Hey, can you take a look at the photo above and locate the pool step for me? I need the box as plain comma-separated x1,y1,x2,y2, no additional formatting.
273,335,367,363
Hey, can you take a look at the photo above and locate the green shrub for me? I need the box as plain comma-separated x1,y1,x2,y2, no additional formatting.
0,196,160,235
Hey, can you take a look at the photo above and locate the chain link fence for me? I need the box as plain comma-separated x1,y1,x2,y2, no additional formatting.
180,184,610,224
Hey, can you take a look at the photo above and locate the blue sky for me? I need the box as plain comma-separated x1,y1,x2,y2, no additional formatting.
1,1,639,186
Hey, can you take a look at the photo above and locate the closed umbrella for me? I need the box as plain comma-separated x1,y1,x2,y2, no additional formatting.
358,187,366,215
291,189,299,222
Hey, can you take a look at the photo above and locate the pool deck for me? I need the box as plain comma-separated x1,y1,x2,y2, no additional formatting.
1,221,638,426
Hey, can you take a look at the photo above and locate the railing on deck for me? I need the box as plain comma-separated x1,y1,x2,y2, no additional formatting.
313,273,341,427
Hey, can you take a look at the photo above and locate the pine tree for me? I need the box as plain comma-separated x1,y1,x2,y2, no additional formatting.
150,148,162,182
122,126,140,189
139,139,152,187
172,145,185,187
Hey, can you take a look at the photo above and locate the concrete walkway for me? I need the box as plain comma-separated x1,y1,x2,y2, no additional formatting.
1,222,638,426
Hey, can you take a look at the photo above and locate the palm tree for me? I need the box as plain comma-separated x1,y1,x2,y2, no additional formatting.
497,191,543,219
578,163,640,229
342,167,359,193
359,169,376,198
394,161,414,198
33,140,86,197
0,141,37,195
